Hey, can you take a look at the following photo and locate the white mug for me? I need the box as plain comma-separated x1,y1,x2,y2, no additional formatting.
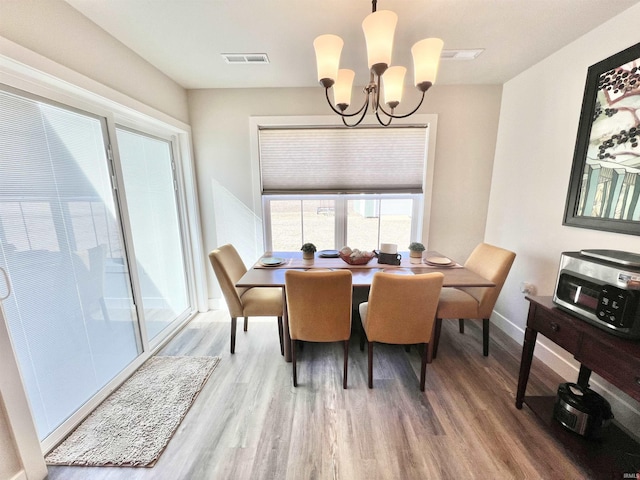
380,243,397,254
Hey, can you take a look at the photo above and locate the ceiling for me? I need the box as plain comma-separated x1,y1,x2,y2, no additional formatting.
64,0,638,90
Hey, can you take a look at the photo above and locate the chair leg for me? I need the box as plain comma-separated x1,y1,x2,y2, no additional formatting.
291,339,298,387
459,318,465,334
359,325,366,351
368,341,374,389
483,318,490,356
420,342,428,392
244,316,248,332
277,316,284,356
343,340,349,389
230,317,237,354
433,318,443,359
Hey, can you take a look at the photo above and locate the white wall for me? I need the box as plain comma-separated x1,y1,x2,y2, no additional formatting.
486,3,640,433
0,0,189,124
188,85,503,301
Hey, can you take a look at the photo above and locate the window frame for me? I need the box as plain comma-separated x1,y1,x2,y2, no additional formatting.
250,115,438,251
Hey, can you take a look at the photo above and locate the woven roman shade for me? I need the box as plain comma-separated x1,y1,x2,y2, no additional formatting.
259,126,428,194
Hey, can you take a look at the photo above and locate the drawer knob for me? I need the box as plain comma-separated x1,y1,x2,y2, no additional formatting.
550,322,559,332
636,377,640,386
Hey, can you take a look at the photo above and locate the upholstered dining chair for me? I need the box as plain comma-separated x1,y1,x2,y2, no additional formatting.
434,243,516,358
359,271,444,391
208,244,283,354
285,269,352,389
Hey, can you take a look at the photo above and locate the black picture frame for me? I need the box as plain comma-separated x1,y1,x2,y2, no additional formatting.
563,42,640,236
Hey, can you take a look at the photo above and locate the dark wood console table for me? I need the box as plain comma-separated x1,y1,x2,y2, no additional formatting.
516,296,640,478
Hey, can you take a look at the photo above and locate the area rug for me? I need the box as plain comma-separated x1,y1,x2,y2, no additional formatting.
45,355,220,467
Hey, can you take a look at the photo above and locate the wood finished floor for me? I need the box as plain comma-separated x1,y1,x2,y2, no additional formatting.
46,312,588,480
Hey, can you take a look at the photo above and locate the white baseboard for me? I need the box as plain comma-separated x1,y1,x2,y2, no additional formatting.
207,298,225,311
491,310,640,439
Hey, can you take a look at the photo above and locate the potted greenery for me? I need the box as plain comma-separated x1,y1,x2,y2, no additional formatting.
301,243,317,261
408,242,426,263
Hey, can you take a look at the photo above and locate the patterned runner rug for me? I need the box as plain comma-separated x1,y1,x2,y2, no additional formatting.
46,355,220,467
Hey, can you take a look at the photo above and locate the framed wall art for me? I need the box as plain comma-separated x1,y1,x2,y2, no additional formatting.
563,42,640,236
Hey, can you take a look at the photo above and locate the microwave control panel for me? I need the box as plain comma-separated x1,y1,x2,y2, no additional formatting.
597,285,633,328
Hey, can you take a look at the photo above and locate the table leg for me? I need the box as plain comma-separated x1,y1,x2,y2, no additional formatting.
282,289,292,362
516,326,537,409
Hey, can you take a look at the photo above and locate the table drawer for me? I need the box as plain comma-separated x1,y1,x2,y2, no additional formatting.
529,307,580,352
577,336,640,403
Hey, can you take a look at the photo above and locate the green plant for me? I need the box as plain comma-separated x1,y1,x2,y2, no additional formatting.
408,242,426,252
301,243,317,254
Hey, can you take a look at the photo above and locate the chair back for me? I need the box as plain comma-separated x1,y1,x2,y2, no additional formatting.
285,270,352,342
365,272,444,344
208,244,248,317
459,243,516,318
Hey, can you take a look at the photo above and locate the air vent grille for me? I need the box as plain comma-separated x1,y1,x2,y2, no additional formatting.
441,49,484,60
222,53,270,64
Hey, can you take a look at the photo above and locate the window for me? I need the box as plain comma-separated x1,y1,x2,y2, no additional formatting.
255,120,436,251
264,194,420,251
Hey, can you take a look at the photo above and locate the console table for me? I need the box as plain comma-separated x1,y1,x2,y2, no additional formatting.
516,296,640,478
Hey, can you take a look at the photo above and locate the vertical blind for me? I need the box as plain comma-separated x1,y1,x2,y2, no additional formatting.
259,126,428,194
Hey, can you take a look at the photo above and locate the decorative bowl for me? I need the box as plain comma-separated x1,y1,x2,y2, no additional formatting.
339,251,375,265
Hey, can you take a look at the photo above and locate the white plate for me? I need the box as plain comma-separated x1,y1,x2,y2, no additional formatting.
260,257,285,266
424,256,452,265
318,250,340,258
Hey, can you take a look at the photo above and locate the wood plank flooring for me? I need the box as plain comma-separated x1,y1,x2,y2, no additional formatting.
46,312,588,480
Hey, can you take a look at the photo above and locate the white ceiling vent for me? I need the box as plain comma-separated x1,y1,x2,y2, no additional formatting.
222,53,270,64
441,49,484,60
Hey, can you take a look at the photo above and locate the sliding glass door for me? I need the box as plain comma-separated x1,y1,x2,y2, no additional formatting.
0,87,194,443
116,128,189,341
0,90,140,439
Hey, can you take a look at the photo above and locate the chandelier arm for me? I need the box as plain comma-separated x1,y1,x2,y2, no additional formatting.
376,90,427,119
324,87,369,118
341,101,370,128
374,109,394,126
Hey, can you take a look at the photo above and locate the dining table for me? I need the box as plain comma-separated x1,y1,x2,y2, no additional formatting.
235,250,495,362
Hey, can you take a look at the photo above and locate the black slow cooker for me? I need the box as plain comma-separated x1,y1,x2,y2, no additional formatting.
553,383,613,438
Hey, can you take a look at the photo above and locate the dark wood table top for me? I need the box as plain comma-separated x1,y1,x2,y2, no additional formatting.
236,251,495,288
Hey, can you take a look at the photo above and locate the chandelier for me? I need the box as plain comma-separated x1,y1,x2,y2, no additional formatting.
313,0,443,127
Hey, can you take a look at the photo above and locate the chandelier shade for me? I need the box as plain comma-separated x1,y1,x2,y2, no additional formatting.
362,10,397,75
382,66,406,107
313,0,443,127
334,69,356,108
313,34,344,87
411,38,444,90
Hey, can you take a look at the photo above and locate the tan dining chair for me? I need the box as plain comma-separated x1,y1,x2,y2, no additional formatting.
285,269,352,389
359,271,444,391
434,243,516,358
208,244,283,354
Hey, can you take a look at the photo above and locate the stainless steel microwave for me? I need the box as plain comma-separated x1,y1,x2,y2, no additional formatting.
553,250,640,339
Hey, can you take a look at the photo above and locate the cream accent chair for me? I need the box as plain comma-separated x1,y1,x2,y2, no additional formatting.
359,272,444,391
208,244,283,354
434,243,516,357
285,269,352,389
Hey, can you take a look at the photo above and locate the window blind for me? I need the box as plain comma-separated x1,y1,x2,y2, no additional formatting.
259,126,428,194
